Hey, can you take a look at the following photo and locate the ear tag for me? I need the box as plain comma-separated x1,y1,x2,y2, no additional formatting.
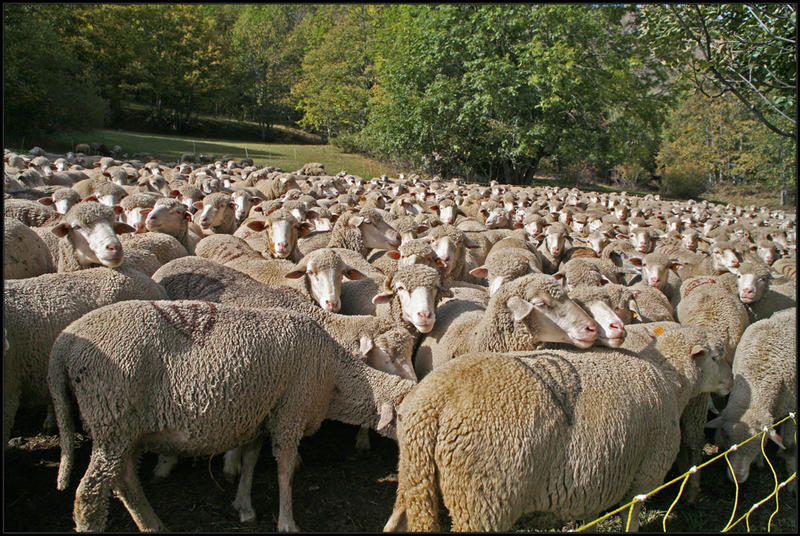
652,326,665,336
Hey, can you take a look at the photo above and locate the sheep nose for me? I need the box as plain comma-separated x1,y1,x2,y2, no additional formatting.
649,278,660,287
134,223,146,233
608,321,624,333
416,311,432,322
276,242,288,251
324,299,339,312
730,259,740,267
583,323,598,336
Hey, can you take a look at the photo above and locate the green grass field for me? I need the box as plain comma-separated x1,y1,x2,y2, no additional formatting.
23,128,400,181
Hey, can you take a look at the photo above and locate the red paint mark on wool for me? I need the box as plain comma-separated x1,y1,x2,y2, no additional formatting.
149,300,217,345
682,278,715,298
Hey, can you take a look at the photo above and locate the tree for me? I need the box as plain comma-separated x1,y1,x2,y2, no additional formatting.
230,5,307,141
641,4,796,140
292,5,383,140
3,4,108,138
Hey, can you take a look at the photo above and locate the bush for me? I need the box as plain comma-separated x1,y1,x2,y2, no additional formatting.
612,162,648,190
660,162,707,199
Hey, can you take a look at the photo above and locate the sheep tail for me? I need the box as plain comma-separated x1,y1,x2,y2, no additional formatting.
47,345,75,491
400,409,441,532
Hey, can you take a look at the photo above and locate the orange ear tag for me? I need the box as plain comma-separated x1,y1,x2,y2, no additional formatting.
652,326,665,336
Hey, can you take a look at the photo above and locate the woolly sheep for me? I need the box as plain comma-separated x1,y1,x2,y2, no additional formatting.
425,224,481,283
706,307,796,490
385,327,731,531
51,201,136,271
4,217,55,279
3,266,167,444
414,273,599,378
119,232,189,266
48,301,414,531
118,191,159,233
241,208,313,262
38,187,82,215
5,197,63,227
193,192,237,235
144,197,202,254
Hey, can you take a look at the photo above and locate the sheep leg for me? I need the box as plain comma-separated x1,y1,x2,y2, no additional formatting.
355,425,371,451
275,443,300,532
383,505,408,532
231,439,262,523
42,403,57,434
223,447,242,483
73,447,121,532
113,452,166,531
151,454,178,481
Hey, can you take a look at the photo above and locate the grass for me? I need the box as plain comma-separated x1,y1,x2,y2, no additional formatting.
26,128,400,181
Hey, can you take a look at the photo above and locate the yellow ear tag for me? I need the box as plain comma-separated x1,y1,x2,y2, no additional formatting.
652,326,665,336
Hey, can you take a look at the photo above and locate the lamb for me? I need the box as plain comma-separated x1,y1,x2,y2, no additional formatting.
705,307,796,490
4,217,55,279
384,327,732,532
119,232,189,266
50,201,136,271
144,197,202,254
536,222,570,274
414,273,599,378
469,251,536,296
3,265,168,445
230,188,263,225
193,192,237,234
48,301,415,531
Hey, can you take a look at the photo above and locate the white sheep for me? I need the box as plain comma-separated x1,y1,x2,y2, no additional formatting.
193,192,237,234
384,327,732,531
4,217,55,279
3,265,168,445
706,307,796,491
48,301,415,531
144,197,202,254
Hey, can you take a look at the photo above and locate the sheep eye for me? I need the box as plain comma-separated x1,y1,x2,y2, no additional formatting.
395,285,406,292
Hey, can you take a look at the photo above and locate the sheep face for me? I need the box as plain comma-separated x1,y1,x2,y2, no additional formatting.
712,245,742,272
429,235,459,275
353,214,401,249
483,207,509,229
506,292,598,349
230,191,262,224
146,201,189,235
586,232,609,256
125,206,150,233
733,271,770,304
360,330,417,382
373,266,448,334
629,228,654,254
755,242,777,265
544,228,566,258
53,205,133,268
708,410,785,486
580,300,626,347
439,204,458,225
286,252,363,312
194,196,233,229
524,219,544,241
306,209,333,232
681,232,699,251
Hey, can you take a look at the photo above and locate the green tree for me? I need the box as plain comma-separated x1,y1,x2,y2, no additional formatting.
292,5,383,140
641,4,796,140
365,5,671,184
230,4,307,140
4,4,108,138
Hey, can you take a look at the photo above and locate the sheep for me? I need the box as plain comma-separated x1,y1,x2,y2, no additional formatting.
4,217,55,279
118,191,160,233
328,208,401,257
230,188,264,225
705,307,796,490
4,197,63,227
91,180,128,207
627,283,676,323
425,224,481,283
143,197,202,254
193,192,237,234
562,283,633,347
625,251,684,308
37,187,82,215
536,222,570,274
51,201,136,271
48,301,415,531
238,208,312,262
3,265,168,445
170,184,204,213
253,172,302,200
414,273,599,378
119,232,189,266
554,257,616,289
770,256,796,282
384,327,732,532
469,252,536,296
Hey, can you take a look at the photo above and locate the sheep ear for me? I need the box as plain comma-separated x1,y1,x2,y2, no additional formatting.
359,335,374,358
705,416,724,429
52,223,71,238
140,208,152,217
767,428,786,450
344,267,365,280
552,272,567,286
284,268,306,279
247,220,267,232
192,200,204,210
299,221,314,236
386,250,401,260
430,205,440,213
84,195,99,203
470,266,489,278
506,296,535,322
464,237,480,249
599,274,612,286
114,222,136,234
377,402,395,432
38,196,54,206
372,291,394,304
416,224,429,235
349,215,365,227
689,345,706,359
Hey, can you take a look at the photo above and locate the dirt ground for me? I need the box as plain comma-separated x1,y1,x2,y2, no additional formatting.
4,406,797,533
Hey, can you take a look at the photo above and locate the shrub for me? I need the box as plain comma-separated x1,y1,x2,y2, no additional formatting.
660,162,707,199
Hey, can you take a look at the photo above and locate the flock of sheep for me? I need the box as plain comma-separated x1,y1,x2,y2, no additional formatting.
3,144,797,532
